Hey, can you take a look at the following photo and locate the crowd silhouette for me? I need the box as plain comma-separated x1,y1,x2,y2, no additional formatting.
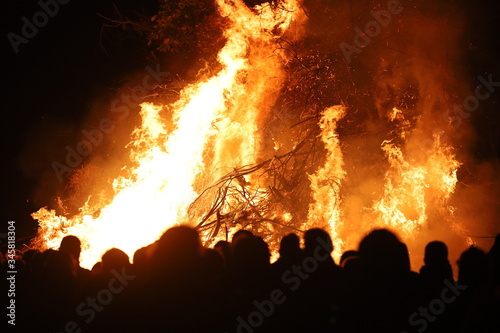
2,227,499,332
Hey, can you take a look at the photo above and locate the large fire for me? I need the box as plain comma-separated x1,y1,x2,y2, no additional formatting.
31,0,475,269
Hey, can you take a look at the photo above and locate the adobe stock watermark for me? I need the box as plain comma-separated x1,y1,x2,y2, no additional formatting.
443,73,500,131
51,267,136,333
7,0,71,54
6,221,17,326
227,236,333,333
414,73,499,156
339,0,406,64
401,279,467,333
51,64,171,182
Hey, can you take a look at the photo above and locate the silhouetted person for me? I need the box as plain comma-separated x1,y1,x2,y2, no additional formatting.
420,241,453,295
340,250,360,279
59,235,91,285
457,245,488,288
133,226,206,332
152,225,202,279
230,229,253,252
214,240,231,268
358,229,406,281
59,235,81,261
342,229,420,332
132,246,149,277
232,229,253,242
232,235,270,273
272,233,302,276
227,229,254,269
81,248,131,305
397,241,413,272
340,250,357,267
231,229,253,253
85,247,135,332
280,233,302,260
91,261,102,275
290,228,342,332
201,248,225,278
102,247,131,273
20,223,500,333
455,245,495,332
35,249,77,330
226,235,273,332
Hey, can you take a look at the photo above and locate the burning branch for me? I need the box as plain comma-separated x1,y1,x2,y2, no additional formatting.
190,128,319,245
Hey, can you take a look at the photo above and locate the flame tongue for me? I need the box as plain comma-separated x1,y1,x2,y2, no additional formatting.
32,0,303,269
371,108,461,268
307,106,346,261
32,1,467,270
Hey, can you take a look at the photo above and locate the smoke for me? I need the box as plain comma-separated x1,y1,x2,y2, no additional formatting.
294,0,499,269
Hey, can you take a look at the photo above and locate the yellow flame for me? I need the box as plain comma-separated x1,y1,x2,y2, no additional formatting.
31,2,465,270
32,0,303,269
373,108,461,243
307,106,346,262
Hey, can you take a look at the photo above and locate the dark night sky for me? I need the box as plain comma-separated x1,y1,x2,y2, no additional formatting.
1,0,499,249
2,0,159,245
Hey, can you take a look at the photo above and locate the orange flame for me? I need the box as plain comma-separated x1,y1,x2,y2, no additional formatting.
371,108,461,262
32,0,304,269
31,1,468,270
307,106,346,261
